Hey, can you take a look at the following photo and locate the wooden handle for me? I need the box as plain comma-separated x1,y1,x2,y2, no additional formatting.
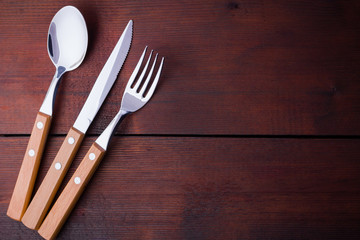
38,143,105,240
21,127,84,229
7,112,51,221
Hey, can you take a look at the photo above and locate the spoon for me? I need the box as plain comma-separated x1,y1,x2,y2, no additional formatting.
7,5,88,221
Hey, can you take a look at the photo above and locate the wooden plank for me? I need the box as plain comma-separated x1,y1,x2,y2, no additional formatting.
1,137,359,239
1,0,360,135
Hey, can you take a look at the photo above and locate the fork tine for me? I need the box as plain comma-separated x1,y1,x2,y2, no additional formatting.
143,57,164,101
139,53,158,96
133,50,153,91
126,46,147,89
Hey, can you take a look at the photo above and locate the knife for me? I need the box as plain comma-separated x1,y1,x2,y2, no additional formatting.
21,20,133,230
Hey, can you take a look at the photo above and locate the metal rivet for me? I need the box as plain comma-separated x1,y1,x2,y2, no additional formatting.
74,177,81,184
37,121,44,129
89,153,96,160
55,162,62,170
28,149,35,157
68,137,75,144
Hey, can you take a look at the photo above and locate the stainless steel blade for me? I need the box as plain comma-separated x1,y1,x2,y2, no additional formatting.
73,20,133,133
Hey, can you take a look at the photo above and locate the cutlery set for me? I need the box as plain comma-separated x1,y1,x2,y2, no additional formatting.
7,6,164,239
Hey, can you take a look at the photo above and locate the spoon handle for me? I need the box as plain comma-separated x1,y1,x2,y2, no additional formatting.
7,112,51,221
38,143,105,240
21,127,84,229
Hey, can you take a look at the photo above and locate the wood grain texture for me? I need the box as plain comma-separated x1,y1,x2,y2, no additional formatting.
7,112,51,221
21,127,84,230
1,0,360,239
1,136,360,239
0,0,360,135
38,143,106,240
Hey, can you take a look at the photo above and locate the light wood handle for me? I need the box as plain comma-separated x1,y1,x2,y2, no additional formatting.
7,112,51,221
38,143,105,240
21,127,84,230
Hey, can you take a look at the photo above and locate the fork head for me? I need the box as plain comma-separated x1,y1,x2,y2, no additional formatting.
120,46,164,113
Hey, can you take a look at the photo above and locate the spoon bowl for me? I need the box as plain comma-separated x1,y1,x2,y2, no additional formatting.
40,5,88,115
48,6,88,72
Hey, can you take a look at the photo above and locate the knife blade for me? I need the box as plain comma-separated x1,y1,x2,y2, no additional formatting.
73,20,132,133
21,20,133,230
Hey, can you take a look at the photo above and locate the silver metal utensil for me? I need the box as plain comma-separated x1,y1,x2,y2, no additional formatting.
7,5,88,221
21,20,133,230
38,47,164,240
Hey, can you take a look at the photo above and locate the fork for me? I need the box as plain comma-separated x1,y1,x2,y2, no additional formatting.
38,47,164,240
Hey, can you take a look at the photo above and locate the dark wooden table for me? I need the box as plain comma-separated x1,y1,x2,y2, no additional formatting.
1,0,360,239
